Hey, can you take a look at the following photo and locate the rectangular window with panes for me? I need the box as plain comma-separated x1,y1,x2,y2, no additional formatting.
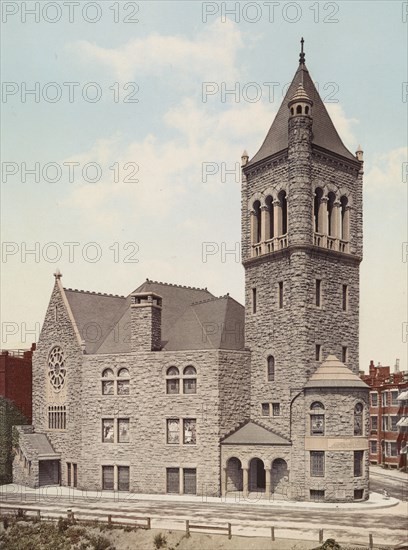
370,440,377,454
391,391,399,406
382,416,389,431
261,403,270,416
272,403,280,416
354,451,363,477
370,393,378,407
381,392,388,407
370,416,378,433
310,451,325,477
390,416,398,432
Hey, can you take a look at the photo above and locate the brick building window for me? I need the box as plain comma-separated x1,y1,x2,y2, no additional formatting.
102,368,130,396
310,451,325,477
354,451,364,477
370,440,377,454
48,405,66,430
370,393,378,407
390,416,398,431
278,282,284,309
381,392,388,407
310,402,325,436
385,442,398,457
315,279,321,307
382,416,389,431
354,403,364,436
262,403,270,416
391,390,399,406
267,356,275,381
370,416,378,433
272,403,280,416
183,366,197,394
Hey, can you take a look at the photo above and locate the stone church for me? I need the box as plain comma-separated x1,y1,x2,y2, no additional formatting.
13,43,369,502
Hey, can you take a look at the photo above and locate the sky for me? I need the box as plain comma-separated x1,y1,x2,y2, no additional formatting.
1,0,407,372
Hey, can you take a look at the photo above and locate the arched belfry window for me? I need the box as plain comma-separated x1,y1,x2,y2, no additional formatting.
340,196,349,241
267,356,275,382
278,191,288,235
252,200,261,244
265,195,274,240
314,188,323,233
310,402,325,436
327,192,336,237
296,105,302,114
354,403,364,436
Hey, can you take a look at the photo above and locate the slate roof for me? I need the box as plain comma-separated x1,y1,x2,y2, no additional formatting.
221,420,291,446
304,355,369,389
63,280,245,354
25,433,60,459
247,63,357,167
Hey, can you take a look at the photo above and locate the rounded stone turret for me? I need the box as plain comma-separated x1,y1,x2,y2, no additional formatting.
288,83,313,117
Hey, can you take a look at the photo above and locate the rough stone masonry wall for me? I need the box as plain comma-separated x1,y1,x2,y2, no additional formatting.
80,349,248,496
218,350,251,438
31,282,83,487
296,388,369,501
12,426,39,487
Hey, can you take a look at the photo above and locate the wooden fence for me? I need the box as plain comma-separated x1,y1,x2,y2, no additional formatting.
0,505,383,548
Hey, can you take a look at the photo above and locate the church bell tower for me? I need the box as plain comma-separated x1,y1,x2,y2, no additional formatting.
241,39,364,436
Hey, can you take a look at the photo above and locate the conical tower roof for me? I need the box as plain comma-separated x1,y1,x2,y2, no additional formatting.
289,82,312,104
247,63,356,166
304,355,369,389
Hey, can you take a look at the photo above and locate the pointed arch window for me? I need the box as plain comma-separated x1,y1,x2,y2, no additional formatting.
267,356,275,382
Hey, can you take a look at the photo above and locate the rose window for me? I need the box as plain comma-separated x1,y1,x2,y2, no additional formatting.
48,346,66,391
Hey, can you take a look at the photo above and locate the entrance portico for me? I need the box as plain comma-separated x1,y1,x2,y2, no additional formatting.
220,420,291,499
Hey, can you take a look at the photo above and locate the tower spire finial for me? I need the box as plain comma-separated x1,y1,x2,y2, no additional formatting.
299,37,305,65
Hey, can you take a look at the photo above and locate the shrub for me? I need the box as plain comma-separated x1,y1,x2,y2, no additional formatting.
2,516,9,530
153,532,167,549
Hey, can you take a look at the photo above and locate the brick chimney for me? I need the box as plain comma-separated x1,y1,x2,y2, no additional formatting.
130,292,162,352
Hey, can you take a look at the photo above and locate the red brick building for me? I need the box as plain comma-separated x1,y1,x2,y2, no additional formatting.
360,360,408,471
0,345,35,422
0,345,34,484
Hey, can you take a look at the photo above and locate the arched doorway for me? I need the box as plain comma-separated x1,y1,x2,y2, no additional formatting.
249,458,265,492
271,458,289,496
226,457,243,492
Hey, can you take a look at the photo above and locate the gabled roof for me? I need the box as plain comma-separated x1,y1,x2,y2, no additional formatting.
64,289,127,354
305,355,369,389
61,280,245,354
221,420,291,446
247,63,357,166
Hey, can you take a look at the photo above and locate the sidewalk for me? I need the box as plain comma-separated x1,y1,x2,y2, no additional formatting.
370,465,408,483
0,483,400,512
